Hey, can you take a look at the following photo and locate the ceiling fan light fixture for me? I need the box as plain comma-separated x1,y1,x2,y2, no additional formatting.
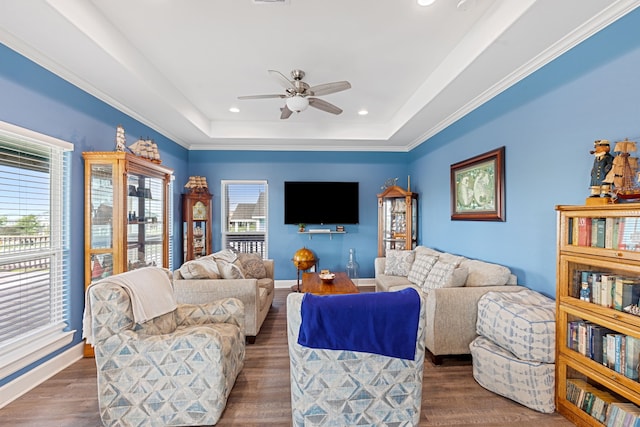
417,0,436,6
286,95,309,112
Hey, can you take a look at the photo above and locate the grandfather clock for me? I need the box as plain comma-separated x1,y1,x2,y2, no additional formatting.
183,176,213,261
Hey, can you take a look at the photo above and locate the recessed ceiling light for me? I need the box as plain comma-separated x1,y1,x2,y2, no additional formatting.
417,0,436,6
358,109,369,116
229,107,240,113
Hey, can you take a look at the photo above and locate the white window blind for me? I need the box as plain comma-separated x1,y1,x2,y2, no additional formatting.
0,121,74,378
221,180,268,258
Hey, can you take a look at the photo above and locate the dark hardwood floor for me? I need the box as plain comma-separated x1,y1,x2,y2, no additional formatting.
0,287,574,426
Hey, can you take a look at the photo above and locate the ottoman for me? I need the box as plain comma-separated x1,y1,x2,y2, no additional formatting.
471,289,556,413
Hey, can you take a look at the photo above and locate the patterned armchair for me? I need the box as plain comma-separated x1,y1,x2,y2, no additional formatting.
87,272,245,426
287,290,427,426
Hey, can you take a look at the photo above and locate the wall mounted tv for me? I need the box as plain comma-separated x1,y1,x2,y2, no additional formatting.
284,181,359,225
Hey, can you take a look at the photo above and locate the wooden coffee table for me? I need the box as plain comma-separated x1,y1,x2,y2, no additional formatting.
301,272,359,295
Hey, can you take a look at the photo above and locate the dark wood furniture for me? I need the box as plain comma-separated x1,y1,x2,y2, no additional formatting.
301,272,359,295
182,189,213,261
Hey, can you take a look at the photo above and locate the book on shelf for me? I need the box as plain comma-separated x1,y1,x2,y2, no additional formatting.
592,218,606,248
601,274,613,308
566,378,622,424
570,216,640,251
577,217,592,246
625,335,640,380
613,277,640,311
607,402,640,427
592,272,602,306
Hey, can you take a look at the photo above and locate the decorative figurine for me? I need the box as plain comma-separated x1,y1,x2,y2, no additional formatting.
184,176,209,193
381,177,398,190
115,125,126,152
589,139,614,198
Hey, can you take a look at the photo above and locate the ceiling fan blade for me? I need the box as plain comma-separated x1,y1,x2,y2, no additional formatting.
268,70,295,91
280,104,293,119
309,81,351,97
308,98,343,115
238,94,286,100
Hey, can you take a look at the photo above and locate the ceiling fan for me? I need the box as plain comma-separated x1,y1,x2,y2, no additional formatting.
238,69,351,119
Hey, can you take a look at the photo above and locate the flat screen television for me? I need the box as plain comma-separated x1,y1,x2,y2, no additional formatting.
284,181,359,225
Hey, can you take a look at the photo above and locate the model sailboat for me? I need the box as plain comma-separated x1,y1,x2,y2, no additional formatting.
610,138,640,201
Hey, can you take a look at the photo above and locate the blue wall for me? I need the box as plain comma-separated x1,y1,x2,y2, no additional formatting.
409,7,640,298
0,43,189,386
1,5,640,385
187,150,408,279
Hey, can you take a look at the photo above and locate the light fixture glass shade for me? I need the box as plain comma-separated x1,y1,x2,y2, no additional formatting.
286,95,309,112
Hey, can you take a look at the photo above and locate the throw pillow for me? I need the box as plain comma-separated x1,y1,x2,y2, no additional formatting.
422,261,468,290
461,259,511,287
407,253,439,286
438,253,466,267
179,257,220,279
238,252,267,279
414,246,443,258
384,250,415,276
216,259,245,279
211,248,238,263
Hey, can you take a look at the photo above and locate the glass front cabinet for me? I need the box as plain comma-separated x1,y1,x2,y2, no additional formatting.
377,185,418,257
182,190,213,262
556,204,640,426
83,152,173,355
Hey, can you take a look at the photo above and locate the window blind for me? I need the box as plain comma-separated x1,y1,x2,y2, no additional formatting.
221,180,268,258
0,121,73,379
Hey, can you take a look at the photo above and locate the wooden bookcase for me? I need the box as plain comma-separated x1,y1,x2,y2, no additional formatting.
83,151,173,356
556,204,640,426
377,185,418,257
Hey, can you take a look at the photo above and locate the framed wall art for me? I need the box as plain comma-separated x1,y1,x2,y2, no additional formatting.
450,146,505,221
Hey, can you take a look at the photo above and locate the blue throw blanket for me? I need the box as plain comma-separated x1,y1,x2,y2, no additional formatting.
298,288,421,360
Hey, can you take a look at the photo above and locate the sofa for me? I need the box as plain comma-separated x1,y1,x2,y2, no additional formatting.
375,246,522,363
173,249,274,343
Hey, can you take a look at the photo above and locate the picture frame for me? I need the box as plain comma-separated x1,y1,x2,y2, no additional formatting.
450,146,505,221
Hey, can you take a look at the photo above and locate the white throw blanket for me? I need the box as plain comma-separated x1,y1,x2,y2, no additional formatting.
82,267,177,345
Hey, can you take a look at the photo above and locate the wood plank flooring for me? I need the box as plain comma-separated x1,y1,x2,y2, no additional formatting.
0,287,574,426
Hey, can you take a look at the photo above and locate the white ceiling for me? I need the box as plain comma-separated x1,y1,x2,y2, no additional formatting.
0,0,638,152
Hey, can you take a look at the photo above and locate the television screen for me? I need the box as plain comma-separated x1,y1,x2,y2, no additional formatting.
284,181,359,225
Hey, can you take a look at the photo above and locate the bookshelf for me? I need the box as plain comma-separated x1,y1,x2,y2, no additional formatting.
556,204,640,426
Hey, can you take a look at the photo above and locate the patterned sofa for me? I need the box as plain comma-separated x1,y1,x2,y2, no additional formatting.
375,245,522,363
85,267,245,426
173,250,274,343
287,290,427,426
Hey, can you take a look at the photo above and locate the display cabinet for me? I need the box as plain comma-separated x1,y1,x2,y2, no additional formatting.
556,204,640,426
83,152,173,356
377,185,418,257
182,190,213,261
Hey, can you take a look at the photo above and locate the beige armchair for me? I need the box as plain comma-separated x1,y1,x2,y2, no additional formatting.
173,258,274,343
287,290,427,426
86,268,245,426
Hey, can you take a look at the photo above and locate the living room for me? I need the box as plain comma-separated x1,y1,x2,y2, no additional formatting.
2,1,640,425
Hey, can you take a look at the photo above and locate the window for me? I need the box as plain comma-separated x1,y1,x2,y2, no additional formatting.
0,121,73,379
221,180,268,258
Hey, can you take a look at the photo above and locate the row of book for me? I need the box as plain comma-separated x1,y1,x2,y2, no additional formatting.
567,321,640,380
567,379,640,426
572,270,640,312
569,216,640,250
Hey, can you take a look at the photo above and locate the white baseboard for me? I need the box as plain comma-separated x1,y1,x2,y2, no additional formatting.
0,342,84,409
